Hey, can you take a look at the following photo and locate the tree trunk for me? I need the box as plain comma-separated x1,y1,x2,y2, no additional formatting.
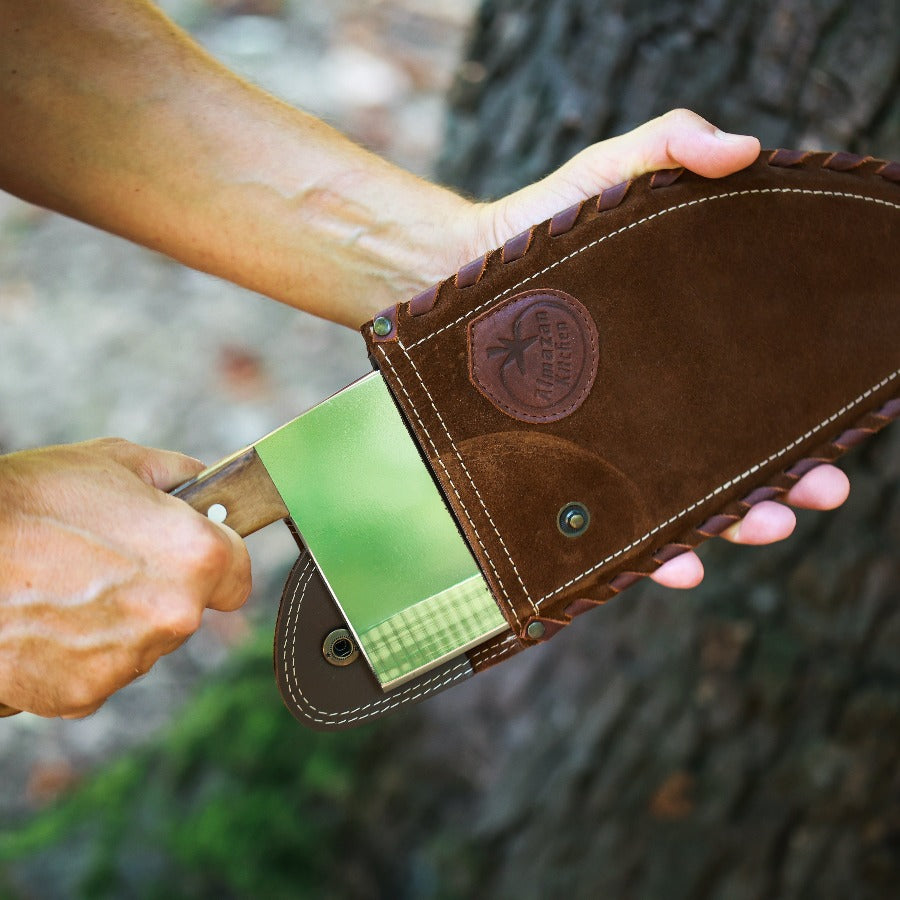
418,1,900,897
440,0,900,197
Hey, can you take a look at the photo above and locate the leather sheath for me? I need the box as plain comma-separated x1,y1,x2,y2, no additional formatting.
277,150,900,730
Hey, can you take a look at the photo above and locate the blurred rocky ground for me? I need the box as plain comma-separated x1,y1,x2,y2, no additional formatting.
0,0,475,819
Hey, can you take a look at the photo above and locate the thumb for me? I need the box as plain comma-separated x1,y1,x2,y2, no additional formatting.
486,109,760,246
89,437,206,491
612,108,761,180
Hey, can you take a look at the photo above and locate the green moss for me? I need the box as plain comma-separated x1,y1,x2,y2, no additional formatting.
0,627,383,899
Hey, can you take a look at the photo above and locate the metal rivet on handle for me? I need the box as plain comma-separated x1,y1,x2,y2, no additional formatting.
373,316,393,337
207,503,228,524
322,628,360,667
558,502,590,537
526,621,546,640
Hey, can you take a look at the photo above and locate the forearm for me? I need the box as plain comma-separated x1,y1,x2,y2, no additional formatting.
0,0,472,327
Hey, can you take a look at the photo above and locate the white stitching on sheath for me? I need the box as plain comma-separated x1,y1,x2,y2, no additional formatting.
396,340,534,611
407,188,900,350
280,556,520,726
537,368,900,605
375,343,532,621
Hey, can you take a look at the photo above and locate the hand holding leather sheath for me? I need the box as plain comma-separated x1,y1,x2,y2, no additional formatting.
277,150,900,729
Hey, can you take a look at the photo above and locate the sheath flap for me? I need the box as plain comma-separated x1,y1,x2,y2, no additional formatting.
275,550,491,730
363,152,900,639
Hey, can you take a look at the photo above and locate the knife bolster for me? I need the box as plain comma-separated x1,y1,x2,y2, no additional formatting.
171,446,288,537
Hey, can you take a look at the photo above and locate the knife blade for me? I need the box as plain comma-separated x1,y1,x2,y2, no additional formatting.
172,371,506,689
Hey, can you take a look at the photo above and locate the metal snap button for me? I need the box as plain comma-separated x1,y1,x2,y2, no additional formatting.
558,502,590,537
373,316,393,337
322,628,360,666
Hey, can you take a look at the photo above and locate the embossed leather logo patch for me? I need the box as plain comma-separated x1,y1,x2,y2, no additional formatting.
468,289,599,423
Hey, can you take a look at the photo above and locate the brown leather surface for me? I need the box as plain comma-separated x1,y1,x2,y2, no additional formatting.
274,550,514,730
362,151,900,669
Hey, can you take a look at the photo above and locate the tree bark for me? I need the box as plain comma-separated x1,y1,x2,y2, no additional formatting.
416,2,900,898
440,0,900,197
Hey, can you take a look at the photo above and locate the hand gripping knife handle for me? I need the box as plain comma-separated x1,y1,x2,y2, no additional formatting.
174,151,899,729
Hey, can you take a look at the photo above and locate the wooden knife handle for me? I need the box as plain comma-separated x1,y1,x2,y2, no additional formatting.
170,446,289,537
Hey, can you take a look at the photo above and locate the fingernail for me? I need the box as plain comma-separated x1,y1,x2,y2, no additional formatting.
714,129,751,144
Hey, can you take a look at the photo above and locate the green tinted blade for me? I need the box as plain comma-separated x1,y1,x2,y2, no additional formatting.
359,574,501,686
254,372,506,688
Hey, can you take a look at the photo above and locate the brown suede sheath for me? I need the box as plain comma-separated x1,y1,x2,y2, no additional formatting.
277,150,899,730
275,550,481,729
